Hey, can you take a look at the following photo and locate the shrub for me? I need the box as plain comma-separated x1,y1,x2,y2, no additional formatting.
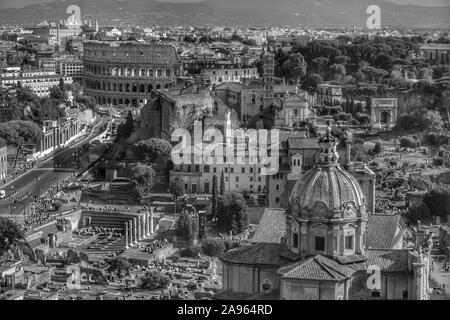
334,112,351,122
186,282,198,291
140,271,170,290
400,136,416,149
355,113,371,124
180,246,202,258
201,239,226,257
373,141,382,154
434,158,444,166
424,133,449,147
170,253,181,262
389,160,398,167
406,203,432,224
397,113,419,130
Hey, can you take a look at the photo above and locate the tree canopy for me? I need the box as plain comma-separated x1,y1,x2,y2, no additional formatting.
130,163,156,197
0,120,43,146
176,210,198,242
140,271,170,290
134,138,172,160
169,178,184,198
0,217,24,253
217,192,248,235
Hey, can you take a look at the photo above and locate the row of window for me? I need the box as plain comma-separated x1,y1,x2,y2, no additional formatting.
223,176,263,183
292,234,354,252
182,165,265,175
183,182,263,193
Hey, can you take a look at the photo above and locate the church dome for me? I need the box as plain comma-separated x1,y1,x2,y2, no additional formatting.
288,124,366,218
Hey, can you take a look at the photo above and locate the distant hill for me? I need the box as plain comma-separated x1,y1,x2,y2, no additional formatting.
0,0,449,27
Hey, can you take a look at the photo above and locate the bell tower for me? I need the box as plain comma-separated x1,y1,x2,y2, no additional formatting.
261,46,275,98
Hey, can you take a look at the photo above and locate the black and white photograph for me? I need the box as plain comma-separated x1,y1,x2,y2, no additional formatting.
0,0,449,308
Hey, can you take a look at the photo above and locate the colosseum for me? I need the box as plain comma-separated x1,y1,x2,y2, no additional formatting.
82,41,183,107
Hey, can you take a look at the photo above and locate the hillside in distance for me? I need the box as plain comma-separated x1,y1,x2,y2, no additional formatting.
0,0,448,27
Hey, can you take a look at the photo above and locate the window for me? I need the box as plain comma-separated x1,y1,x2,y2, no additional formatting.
241,167,245,173
231,168,234,173
345,235,354,250
235,177,239,182
187,165,191,172
402,290,408,299
213,167,217,173
204,165,210,173
276,184,280,191
195,165,200,172
315,236,325,251
250,168,254,174
250,177,253,182
276,197,280,203
371,291,381,298
225,177,228,182
184,184,188,190
293,232,299,248
225,168,228,173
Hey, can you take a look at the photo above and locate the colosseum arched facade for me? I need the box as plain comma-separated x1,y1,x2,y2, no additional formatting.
83,41,183,107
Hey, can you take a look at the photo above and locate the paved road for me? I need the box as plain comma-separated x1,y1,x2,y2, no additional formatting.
0,116,109,219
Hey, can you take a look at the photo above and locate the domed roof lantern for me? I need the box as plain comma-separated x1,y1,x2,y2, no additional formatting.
316,120,339,166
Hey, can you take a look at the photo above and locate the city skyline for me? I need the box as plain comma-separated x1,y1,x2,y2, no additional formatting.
1,0,449,9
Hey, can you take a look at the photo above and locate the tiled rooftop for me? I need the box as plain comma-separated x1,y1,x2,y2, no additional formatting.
221,243,287,266
277,255,354,282
251,209,286,244
366,214,406,249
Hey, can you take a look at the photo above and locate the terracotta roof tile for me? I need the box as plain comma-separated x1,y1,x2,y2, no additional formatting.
221,243,287,266
277,255,354,282
366,214,406,249
251,209,286,244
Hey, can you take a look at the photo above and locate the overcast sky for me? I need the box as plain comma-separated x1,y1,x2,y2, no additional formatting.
1,0,449,9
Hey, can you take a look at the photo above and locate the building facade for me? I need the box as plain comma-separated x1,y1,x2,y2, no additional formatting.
317,84,342,106
56,56,83,81
0,70,72,98
82,41,183,107
31,119,84,161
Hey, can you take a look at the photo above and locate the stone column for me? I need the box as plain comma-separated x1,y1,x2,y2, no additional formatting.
134,217,138,244
137,215,142,241
413,261,426,300
128,220,134,247
141,214,146,239
145,211,150,237
149,209,154,234
124,222,129,249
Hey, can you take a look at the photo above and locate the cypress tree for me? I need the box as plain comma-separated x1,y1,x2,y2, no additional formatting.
220,170,225,195
212,175,218,220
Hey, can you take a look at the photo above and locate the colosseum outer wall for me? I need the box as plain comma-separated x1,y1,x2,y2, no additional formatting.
82,41,183,107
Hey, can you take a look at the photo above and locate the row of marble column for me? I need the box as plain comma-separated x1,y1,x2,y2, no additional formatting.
124,210,154,249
